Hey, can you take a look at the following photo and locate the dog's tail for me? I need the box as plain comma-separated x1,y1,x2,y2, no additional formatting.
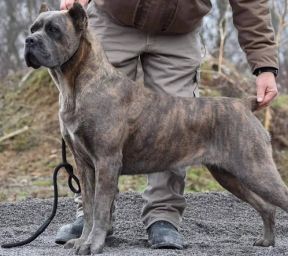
243,96,259,112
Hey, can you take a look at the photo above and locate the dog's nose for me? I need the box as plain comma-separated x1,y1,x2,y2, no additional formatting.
25,37,36,47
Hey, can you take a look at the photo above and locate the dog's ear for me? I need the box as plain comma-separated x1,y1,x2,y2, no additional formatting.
68,2,88,32
39,3,49,13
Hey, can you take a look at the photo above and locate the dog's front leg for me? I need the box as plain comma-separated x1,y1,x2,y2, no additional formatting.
77,153,121,255
58,134,96,251
64,156,95,251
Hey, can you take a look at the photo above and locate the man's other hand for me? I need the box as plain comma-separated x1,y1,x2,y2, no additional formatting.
256,72,278,109
60,0,89,10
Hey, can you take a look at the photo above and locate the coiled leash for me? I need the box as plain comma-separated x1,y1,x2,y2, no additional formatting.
1,138,81,248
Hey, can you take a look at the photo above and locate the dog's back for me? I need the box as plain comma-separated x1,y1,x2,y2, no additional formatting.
121,87,269,174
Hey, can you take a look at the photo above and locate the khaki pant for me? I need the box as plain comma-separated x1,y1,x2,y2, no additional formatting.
75,1,202,230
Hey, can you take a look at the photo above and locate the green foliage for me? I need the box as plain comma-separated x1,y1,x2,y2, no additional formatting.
0,192,8,201
186,166,223,192
200,61,214,83
200,88,222,97
275,150,288,182
117,167,223,193
16,191,30,201
271,95,288,111
32,179,53,187
119,175,147,192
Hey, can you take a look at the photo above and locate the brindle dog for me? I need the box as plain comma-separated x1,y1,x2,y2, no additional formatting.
24,3,288,255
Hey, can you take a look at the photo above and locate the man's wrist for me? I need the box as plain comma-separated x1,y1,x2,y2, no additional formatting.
253,67,278,77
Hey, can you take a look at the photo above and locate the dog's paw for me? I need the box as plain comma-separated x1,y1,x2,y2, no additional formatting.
253,238,275,247
64,239,77,249
64,238,85,250
75,242,105,255
91,241,105,254
74,240,105,255
76,243,92,255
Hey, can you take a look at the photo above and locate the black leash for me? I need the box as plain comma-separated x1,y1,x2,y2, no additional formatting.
1,138,81,249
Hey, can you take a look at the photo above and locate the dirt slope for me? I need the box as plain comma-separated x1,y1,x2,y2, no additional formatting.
0,192,287,256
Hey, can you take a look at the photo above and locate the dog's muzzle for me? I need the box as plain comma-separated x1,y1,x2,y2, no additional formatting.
24,36,41,69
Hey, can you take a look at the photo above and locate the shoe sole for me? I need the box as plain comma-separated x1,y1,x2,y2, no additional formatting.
150,242,183,250
55,233,80,245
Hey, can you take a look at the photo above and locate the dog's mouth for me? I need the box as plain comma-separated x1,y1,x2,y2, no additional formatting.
24,49,41,69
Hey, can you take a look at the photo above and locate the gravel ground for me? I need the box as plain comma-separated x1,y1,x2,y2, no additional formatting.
0,192,287,256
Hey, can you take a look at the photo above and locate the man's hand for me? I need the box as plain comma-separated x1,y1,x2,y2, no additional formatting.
256,72,278,109
60,0,89,10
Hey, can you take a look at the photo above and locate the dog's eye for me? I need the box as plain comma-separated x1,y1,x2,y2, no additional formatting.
30,21,43,34
30,26,37,34
46,25,60,34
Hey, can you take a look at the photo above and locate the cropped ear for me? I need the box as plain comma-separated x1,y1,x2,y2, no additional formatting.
39,3,49,13
68,2,88,32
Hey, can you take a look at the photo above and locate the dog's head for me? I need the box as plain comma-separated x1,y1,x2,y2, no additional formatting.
24,3,88,69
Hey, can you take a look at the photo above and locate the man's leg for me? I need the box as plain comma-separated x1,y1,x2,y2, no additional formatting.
86,2,147,80
140,29,202,248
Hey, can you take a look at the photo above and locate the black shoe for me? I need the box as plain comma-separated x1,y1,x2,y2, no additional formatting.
55,216,114,245
147,221,185,249
55,216,84,244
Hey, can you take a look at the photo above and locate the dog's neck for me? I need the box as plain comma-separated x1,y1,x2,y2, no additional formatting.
49,31,91,91
49,30,112,111
60,34,91,84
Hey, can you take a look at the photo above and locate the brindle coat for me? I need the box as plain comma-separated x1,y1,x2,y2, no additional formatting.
24,3,288,255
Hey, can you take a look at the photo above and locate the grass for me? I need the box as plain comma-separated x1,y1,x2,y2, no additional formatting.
272,95,288,111
200,88,222,97
119,175,147,192
10,132,38,152
118,166,223,193
0,166,222,202
0,70,53,150
22,69,55,104
0,192,8,201
275,150,288,182
186,166,223,192
32,179,53,187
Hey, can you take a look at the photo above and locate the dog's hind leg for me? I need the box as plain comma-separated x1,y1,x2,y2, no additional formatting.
206,165,276,246
217,136,288,213
233,159,288,214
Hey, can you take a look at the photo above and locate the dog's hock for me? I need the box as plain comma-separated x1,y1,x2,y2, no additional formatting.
68,3,88,32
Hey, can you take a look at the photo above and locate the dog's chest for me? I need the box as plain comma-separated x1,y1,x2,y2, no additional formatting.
59,111,81,144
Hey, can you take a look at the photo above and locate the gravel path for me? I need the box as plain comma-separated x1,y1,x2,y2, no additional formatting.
0,192,287,256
